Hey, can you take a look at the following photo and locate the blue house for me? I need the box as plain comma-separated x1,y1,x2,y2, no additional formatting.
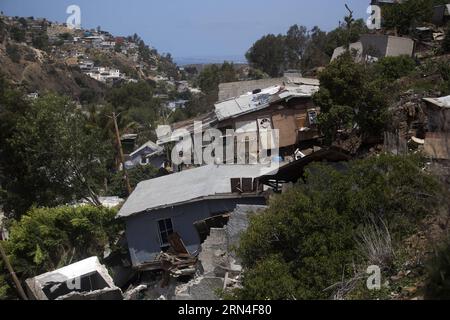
125,140,166,170
116,164,271,270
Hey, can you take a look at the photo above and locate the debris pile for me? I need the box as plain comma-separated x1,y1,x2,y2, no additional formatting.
172,205,267,300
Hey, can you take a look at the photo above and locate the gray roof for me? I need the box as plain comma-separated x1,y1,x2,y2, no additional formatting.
129,140,163,158
117,164,273,218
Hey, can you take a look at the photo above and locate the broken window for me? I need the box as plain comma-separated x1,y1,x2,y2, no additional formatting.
158,218,174,246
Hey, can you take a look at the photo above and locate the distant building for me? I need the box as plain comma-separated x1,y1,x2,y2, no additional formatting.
165,99,189,111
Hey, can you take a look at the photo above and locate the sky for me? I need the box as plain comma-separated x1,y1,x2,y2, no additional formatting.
0,0,370,63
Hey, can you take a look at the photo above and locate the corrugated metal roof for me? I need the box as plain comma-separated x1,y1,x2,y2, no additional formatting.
214,84,319,122
117,164,274,218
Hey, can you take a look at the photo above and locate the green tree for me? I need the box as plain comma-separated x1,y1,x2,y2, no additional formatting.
246,34,286,77
108,164,158,198
382,0,441,35
3,205,122,295
285,25,309,70
373,55,416,81
234,154,444,300
2,93,112,216
9,26,25,42
314,52,388,144
5,43,21,63
31,31,49,51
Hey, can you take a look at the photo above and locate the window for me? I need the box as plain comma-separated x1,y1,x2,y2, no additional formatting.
140,156,148,165
158,218,174,246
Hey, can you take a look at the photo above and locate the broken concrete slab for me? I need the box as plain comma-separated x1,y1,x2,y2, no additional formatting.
25,256,123,300
56,287,123,300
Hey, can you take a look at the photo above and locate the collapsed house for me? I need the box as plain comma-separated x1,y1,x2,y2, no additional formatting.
331,34,415,62
157,79,321,169
423,96,450,160
116,164,273,271
25,257,123,300
124,140,166,170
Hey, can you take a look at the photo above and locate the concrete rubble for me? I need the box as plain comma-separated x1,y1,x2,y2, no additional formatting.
172,205,267,300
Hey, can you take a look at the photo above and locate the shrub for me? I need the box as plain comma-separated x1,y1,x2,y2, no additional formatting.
373,56,416,81
6,205,122,280
234,154,444,300
6,43,20,63
425,238,450,300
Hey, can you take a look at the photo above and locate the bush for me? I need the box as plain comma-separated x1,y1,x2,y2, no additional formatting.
234,154,444,300
373,56,416,81
6,43,20,63
425,238,450,300
314,52,389,143
6,205,122,281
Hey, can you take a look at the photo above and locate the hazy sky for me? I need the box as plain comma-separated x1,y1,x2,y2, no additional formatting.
0,0,370,60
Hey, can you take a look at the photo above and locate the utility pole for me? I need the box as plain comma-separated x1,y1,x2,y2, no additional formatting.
0,242,28,300
112,112,133,196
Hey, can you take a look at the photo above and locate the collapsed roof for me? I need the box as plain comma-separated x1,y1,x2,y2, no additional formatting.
214,84,319,122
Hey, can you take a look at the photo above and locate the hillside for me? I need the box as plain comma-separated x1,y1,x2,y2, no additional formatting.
0,15,180,101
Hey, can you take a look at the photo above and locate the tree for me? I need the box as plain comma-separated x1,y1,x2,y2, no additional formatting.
314,52,389,144
234,155,445,300
373,55,416,81
1,93,112,216
285,25,309,70
382,0,440,35
5,43,20,63
0,205,122,299
31,31,49,51
9,26,25,42
246,34,286,77
108,165,158,198
301,26,330,72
